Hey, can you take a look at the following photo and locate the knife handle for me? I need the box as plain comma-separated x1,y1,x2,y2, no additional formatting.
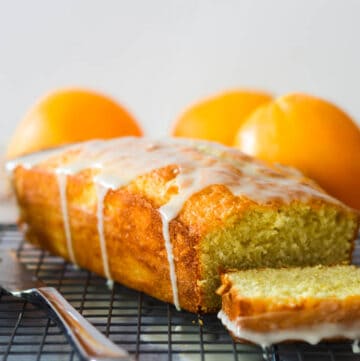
19,287,133,361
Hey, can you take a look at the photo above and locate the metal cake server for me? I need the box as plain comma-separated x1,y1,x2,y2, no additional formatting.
0,248,133,361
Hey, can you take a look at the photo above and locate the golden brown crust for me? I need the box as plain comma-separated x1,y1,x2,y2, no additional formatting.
13,165,206,312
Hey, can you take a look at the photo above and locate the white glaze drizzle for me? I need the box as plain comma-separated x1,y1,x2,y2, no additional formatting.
353,339,360,353
159,210,180,309
56,171,76,264
106,280,114,290
218,310,360,348
7,137,343,311
5,145,69,172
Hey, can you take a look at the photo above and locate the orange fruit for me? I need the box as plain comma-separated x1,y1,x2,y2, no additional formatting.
234,93,360,210
172,90,272,145
7,88,142,158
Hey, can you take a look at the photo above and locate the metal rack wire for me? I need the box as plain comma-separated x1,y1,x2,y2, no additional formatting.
0,223,359,361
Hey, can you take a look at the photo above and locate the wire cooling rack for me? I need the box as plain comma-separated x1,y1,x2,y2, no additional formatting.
0,223,360,361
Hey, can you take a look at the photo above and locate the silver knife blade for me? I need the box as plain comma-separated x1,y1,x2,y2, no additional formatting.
0,248,44,292
0,247,133,360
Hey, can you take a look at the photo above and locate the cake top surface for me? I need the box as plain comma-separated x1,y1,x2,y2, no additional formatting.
6,136,340,208
225,265,360,300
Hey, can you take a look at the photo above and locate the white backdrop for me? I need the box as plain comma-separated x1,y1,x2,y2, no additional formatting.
1,0,359,146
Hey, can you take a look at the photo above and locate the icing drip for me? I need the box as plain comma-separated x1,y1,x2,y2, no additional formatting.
353,340,360,353
96,184,112,281
159,211,180,310
106,279,114,290
262,347,273,361
56,171,76,264
218,310,360,348
7,137,343,312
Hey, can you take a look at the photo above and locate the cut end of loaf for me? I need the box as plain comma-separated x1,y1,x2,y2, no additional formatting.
224,264,360,301
199,203,358,310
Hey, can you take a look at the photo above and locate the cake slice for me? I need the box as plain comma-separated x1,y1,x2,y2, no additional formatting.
218,265,360,346
6,137,360,312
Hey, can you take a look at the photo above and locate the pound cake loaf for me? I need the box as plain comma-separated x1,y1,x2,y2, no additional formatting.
218,266,360,346
6,137,359,312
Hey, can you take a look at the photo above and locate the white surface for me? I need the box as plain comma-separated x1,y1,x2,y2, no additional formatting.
0,0,360,147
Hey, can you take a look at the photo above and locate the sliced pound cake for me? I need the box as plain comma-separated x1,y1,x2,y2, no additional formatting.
7,137,360,312
218,265,360,346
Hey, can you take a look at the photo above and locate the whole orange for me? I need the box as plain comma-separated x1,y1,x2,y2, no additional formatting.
172,90,272,145
234,93,360,210
7,88,142,158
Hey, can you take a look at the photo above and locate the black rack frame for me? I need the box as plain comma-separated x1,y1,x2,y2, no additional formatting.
0,223,359,361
